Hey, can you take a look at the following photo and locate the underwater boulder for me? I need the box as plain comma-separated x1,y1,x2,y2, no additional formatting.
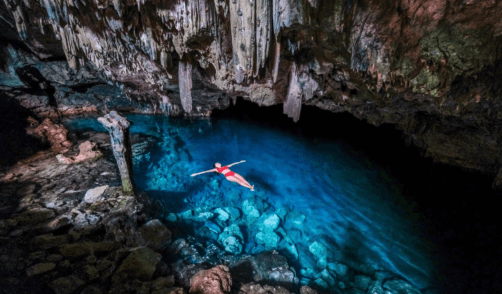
327,262,349,278
257,214,280,231
251,251,297,288
205,221,222,234
242,199,261,223
308,241,328,261
218,224,244,254
180,210,214,222
256,231,280,250
223,207,241,221
214,208,230,222
383,279,421,294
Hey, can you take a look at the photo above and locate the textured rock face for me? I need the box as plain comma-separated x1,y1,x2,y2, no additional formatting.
189,265,232,294
2,0,502,177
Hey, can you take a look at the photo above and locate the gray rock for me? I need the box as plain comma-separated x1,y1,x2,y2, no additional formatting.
239,283,290,294
26,262,55,276
31,233,69,250
84,185,109,203
139,219,172,250
112,247,161,283
51,275,86,294
15,208,55,225
300,286,317,294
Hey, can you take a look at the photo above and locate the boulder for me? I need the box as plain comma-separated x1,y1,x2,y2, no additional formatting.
189,265,232,294
383,279,422,294
327,262,348,277
252,252,296,287
256,231,280,249
31,233,69,250
214,208,230,222
112,247,162,284
84,185,109,204
299,286,318,294
139,219,172,250
308,242,327,261
218,224,244,254
257,214,280,231
15,208,55,225
238,283,290,294
51,275,86,294
152,276,176,292
26,262,56,277
354,275,371,291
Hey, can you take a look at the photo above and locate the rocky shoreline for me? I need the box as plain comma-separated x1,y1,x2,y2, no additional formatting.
0,119,425,294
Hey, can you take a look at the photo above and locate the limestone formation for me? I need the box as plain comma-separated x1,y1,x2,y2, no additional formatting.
56,141,102,164
98,111,135,195
1,0,502,180
189,265,232,294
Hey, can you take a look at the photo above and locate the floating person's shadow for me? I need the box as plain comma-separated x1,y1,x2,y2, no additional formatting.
244,169,279,195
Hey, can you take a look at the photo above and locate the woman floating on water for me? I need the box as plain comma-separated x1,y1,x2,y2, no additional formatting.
191,160,254,191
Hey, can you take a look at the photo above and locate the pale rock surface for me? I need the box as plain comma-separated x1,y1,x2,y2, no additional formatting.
84,185,109,203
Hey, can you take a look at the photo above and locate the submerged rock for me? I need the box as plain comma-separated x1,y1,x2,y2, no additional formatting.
257,214,280,231
218,224,244,254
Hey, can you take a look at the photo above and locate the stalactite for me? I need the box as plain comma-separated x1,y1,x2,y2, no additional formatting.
179,60,193,113
283,62,302,122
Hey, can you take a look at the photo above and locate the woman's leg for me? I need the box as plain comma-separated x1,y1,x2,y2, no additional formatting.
226,176,253,190
234,173,253,188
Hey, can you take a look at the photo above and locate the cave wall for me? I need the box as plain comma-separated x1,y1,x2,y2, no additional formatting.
1,0,502,180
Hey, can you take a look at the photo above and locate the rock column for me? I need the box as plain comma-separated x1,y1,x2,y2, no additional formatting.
98,111,135,195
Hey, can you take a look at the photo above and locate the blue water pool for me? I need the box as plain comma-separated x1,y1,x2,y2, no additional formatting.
65,103,502,293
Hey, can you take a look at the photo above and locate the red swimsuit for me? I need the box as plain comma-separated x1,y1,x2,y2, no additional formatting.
217,166,235,178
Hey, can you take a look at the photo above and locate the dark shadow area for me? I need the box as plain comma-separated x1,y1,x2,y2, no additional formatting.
0,96,49,168
212,97,502,294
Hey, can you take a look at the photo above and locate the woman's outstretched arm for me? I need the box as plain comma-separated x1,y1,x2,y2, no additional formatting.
191,168,217,177
227,160,246,167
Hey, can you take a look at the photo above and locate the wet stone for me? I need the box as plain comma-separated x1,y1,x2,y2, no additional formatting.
256,231,280,249
15,208,55,225
139,219,172,251
51,275,85,294
26,262,56,277
31,233,69,250
112,247,161,283
354,275,371,291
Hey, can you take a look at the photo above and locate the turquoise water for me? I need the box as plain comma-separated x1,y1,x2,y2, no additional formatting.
66,110,435,291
